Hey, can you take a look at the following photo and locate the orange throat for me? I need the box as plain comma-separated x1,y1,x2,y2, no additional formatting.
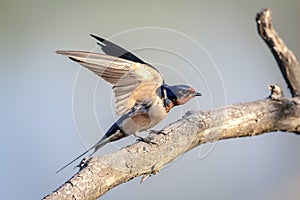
165,101,175,113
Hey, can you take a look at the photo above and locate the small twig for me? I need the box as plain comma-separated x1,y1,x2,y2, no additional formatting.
268,84,283,100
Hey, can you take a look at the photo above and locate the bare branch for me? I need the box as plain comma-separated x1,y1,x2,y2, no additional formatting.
44,96,300,200
44,9,300,200
256,9,300,97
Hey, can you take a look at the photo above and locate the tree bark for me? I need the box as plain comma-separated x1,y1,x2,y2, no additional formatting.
44,9,300,200
256,9,300,97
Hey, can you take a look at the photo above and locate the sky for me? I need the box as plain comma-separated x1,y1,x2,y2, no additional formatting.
1,1,300,199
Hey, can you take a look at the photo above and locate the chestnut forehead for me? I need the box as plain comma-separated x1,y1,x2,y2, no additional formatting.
188,87,195,93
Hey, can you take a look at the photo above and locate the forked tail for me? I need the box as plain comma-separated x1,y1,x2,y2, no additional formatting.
56,123,125,173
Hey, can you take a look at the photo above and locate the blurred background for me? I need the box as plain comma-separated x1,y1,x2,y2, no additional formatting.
1,1,300,199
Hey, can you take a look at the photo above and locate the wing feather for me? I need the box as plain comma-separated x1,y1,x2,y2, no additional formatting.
57,50,164,115
90,34,150,65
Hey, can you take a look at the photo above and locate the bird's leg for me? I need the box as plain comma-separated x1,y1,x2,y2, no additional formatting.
136,136,158,145
149,129,167,135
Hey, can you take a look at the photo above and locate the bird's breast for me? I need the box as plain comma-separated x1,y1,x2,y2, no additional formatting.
147,97,168,127
118,97,167,135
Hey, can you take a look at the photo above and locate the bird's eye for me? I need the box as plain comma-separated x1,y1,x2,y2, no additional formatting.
181,90,189,95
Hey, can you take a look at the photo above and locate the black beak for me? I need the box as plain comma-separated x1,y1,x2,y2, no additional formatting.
195,92,202,96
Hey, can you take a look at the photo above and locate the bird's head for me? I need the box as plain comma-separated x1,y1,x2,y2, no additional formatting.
165,84,201,106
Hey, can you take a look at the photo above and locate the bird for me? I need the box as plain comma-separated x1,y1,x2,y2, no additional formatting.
56,34,202,173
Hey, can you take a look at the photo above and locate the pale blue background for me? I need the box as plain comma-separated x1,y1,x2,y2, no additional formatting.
1,1,300,199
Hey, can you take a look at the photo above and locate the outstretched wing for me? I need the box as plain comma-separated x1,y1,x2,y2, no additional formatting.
90,34,150,65
56,50,164,115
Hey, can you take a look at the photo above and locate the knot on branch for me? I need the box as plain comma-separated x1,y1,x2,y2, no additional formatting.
268,84,283,100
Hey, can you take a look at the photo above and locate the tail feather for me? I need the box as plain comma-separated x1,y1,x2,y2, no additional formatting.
55,136,108,174
56,123,126,173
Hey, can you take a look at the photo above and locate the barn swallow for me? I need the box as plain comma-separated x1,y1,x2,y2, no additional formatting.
56,34,201,173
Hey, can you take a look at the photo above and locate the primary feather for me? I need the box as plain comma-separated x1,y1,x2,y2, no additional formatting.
56,50,164,115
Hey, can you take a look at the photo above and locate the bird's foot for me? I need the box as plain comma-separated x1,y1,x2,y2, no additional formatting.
76,157,92,170
136,136,158,145
149,129,167,135
140,174,152,183
140,166,160,183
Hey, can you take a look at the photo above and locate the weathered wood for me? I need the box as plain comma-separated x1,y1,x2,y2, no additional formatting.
44,95,300,199
256,9,300,97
